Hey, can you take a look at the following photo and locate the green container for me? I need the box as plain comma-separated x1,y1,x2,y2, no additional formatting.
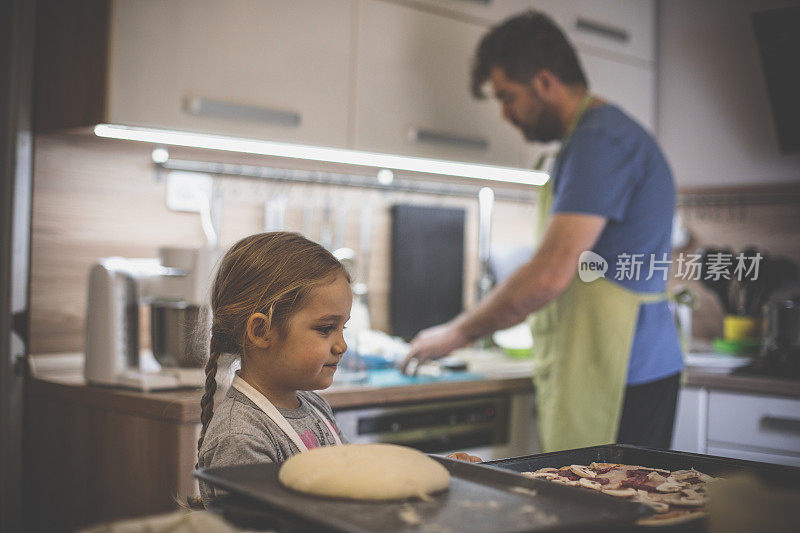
712,337,761,356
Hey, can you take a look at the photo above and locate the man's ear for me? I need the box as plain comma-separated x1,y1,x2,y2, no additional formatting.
532,69,555,95
246,313,271,349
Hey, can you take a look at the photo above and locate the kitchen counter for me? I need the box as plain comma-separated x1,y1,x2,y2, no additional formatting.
28,370,534,423
27,348,535,423
683,367,800,398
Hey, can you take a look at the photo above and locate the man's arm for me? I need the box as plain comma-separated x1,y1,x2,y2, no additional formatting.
402,212,607,368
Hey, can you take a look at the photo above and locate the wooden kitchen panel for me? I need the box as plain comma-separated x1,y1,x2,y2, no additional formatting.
25,378,201,532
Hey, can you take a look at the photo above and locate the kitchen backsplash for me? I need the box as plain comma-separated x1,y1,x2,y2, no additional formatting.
671,191,800,341
30,133,538,354
30,134,800,354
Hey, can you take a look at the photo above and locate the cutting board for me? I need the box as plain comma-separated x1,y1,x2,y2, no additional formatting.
390,204,465,339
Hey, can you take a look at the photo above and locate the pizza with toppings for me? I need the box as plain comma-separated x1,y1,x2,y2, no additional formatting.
522,463,716,526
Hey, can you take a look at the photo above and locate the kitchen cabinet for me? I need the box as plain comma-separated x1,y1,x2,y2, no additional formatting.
36,0,656,167
555,0,655,63
707,390,800,461
706,446,800,468
579,50,655,130
353,0,525,166
390,0,564,25
392,0,654,63
671,378,800,467
37,0,354,148
671,386,708,454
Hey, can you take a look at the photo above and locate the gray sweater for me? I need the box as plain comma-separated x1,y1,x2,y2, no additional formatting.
197,385,348,507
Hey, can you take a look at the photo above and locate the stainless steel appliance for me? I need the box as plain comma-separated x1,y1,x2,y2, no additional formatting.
334,392,536,461
84,247,219,390
738,295,800,379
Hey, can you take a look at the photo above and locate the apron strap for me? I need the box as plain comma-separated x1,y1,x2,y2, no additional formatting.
633,290,669,304
232,374,342,451
306,402,343,446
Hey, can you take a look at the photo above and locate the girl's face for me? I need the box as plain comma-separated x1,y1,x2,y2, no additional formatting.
266,273,352,394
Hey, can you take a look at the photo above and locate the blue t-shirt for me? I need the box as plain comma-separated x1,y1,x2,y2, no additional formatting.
551,104,683,385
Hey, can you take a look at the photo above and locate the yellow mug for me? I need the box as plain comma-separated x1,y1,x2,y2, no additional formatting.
723,315,760,340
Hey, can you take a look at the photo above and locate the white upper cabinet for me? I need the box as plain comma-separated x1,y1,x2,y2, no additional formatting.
107,0,353,147
555,0,655,63
39,0,656,168
389,0,565,24
353,0,525,166
579,50,655,130
391,1,655,63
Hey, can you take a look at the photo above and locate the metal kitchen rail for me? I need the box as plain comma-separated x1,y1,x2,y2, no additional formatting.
154,157,540,204
154,155,800,208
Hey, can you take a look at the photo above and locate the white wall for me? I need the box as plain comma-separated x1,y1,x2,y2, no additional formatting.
656,0,800,188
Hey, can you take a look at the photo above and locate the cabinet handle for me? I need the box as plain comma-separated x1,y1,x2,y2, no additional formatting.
761,415,800,434
575,17,630,43
408,128,489,151
184,96,301,127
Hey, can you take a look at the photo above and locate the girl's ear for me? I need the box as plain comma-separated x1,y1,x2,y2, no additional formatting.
245,313,271,348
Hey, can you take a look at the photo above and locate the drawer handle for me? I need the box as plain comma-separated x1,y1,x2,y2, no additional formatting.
184,96,301,127
575,17,630,43
761,415,800,434
408,128,489,151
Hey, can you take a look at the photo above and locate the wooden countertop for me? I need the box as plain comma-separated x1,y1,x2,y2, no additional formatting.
684,368,800,399
27,373,534,424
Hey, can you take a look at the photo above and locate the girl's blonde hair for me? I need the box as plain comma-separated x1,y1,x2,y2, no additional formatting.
197,232,349,455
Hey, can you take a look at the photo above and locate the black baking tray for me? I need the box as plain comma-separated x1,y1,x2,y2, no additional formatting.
483,444,800,489
196,455,652,532
484,444,800,532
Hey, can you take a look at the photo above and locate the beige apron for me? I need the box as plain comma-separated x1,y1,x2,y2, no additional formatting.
232,373,342,451
530,95,666,451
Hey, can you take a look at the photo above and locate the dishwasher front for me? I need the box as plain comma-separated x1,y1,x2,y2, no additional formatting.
333,392,538,461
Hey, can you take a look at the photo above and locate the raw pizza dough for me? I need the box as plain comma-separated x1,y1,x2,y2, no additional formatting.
278,443,451,500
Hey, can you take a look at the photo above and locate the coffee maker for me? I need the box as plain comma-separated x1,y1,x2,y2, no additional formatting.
84,247,219,391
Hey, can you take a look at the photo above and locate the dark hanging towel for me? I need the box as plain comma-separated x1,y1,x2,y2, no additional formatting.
390,204,465,339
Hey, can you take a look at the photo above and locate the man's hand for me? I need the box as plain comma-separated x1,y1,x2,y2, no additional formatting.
400,213,606,375
446,452,483,463
400,321,468,373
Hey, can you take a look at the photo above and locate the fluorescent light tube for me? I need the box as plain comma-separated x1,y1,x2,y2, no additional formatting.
94,124,548,186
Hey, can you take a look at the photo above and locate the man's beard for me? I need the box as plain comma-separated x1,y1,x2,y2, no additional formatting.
520,102,562,143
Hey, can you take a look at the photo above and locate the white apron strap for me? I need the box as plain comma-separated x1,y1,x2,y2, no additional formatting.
306,402,343,446
232,374,341,451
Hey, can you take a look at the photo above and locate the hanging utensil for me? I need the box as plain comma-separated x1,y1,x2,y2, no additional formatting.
737,246,760,316
263,192,288,232
699,247,733,314
320,195,333,250
477,187,496,302
333,203,348,252
359,201,373,286
302,197,315,239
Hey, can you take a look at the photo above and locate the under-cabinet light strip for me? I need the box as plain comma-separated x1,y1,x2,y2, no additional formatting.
94,124,548,186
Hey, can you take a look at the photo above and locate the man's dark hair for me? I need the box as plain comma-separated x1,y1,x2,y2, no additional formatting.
471,11,588,98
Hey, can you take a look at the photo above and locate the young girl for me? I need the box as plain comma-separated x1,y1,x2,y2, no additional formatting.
196,232,481,506
197,232,352,506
